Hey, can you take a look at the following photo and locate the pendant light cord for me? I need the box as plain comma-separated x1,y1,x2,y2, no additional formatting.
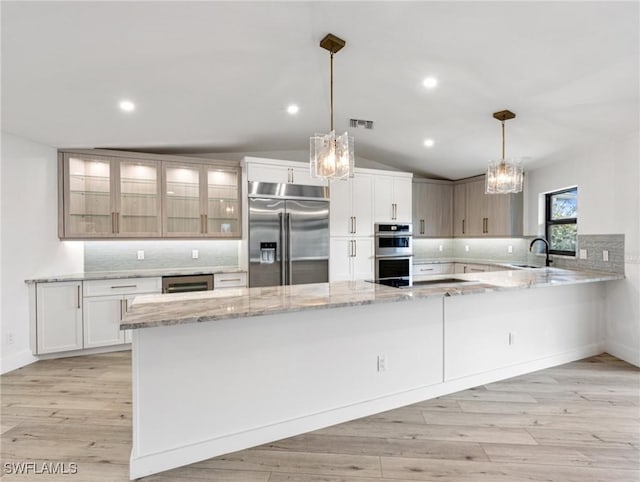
501,120,506,160
330,51,334,131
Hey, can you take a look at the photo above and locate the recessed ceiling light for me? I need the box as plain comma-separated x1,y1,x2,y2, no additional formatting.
423,138,435,148
119,100,136,112
422,77,438,89
287,104,299,115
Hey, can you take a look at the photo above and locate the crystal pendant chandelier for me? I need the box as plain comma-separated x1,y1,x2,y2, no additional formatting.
485,110,524,194
310,34,354,180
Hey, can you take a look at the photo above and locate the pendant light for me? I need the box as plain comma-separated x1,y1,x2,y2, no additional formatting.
485,110,524,194
310,34,354,180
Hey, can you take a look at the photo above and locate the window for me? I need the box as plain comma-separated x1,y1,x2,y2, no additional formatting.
545,187,578,256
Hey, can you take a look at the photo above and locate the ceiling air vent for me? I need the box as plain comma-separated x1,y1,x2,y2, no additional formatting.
349,118,374,129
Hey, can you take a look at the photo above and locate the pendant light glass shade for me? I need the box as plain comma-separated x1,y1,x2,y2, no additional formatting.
310,34,354,180
310,130,354,180
486,158,523,193
485,110,524,194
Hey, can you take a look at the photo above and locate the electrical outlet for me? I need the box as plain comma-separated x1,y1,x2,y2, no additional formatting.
507,245,513,254
192,249,199,259
137,250,145,260
579,249,587,260
508,332,516,345
6,332,14,345
377,355,387,372
465,245,470,252
602,250,609,262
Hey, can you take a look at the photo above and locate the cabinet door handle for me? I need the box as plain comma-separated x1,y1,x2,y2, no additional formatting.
116,212,120,234
120,299,124,320
111,284,137,289
485,217,489,234
204,214,208,234
352,216,356,234
420,219,425,234
462,219,466,234
353,240,357,258
77,285,81,309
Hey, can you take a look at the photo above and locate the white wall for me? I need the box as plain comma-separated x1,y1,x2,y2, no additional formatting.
523,132,640,366
1,132,84,373
188,149,403,172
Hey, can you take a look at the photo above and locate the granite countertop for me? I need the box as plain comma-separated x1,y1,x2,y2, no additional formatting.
25,266,245,284
121,268,623,330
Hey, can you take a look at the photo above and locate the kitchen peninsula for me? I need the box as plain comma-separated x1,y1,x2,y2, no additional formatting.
123,268,622,479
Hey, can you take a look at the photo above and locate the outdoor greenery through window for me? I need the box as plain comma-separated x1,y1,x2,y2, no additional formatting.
545,187,578,255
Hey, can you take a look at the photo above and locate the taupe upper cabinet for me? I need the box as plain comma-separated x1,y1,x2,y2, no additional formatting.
61,152,162,238
453,175,523,237
163,162,240,238
59,150,241,239
412,179,453,237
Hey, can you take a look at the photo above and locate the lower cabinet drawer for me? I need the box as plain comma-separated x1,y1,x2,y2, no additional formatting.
83,277,162,297
214,272,247,288
413,263,453,281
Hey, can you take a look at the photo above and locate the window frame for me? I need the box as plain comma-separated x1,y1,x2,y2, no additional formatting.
545,187,578,256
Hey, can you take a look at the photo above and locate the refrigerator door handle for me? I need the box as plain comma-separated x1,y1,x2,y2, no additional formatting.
286,213,292,285
279,212,286,284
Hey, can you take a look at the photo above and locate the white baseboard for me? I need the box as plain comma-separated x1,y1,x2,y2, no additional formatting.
605,339,640,367
129,343,603,480
36,344,131,361
1,349,37,375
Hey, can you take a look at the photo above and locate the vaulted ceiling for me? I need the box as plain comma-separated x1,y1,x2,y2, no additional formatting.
2,1,638,179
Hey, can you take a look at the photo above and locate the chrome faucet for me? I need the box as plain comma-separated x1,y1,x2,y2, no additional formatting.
529,237,552,267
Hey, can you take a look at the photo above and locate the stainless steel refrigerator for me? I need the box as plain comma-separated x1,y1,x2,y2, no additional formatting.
248,182,329,288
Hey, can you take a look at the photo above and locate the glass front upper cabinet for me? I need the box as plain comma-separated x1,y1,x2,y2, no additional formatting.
162,162,241,238
206,168,240,237
61,151,241,239
64,155,115,237
163,163,203,236
118,160,162,236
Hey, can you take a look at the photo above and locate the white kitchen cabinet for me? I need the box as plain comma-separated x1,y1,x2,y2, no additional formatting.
413,179,453,237
373,173,412,223
83,278,161,349
214,272,247,288
329,171,373,237
35,281,83,354
413,263,454,281
454,263,491,274
330,238,374,281
244,157,327,187
83,296,126,348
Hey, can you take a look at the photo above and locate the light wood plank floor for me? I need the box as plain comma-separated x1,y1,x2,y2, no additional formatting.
1,353,638,481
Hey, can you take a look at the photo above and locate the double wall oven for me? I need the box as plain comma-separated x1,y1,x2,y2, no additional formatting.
374,223,413,287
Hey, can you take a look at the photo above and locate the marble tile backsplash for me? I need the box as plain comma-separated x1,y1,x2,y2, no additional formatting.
414,234,625,274
548,234,625,274
84,240,239,272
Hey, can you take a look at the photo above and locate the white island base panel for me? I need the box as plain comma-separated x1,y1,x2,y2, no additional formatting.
129,283,605,479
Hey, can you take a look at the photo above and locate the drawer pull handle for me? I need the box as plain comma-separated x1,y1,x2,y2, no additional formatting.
111,285,137,289
219,278,241,282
